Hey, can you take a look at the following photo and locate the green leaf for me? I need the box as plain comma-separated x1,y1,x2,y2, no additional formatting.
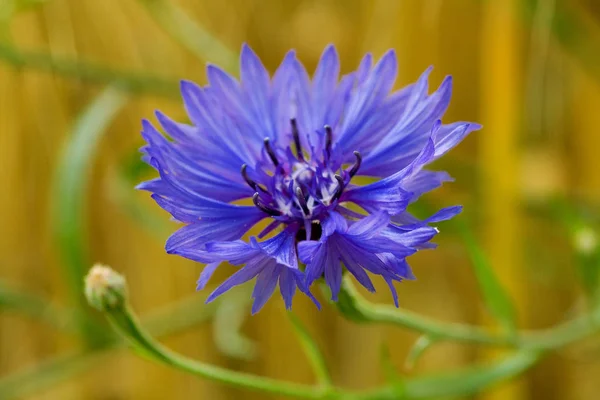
455,221,517,334
288,313,332,388
51,87,128,344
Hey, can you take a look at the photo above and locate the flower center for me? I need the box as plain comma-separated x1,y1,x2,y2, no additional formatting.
242,119,362,222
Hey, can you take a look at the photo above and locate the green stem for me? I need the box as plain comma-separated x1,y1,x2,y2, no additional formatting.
106,305,326,399
338,278,600,350
100,293,550,400
0,43,180,97
288,313,333,389
0,295,218,400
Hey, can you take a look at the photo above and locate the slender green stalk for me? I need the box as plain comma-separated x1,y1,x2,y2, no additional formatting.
100,294,546,400
0,295,218,400
106,304,325,399
137,0,238,72
51,88,128,345
288,313,333,389
0,43,180,97
338,277,513,346
338,277,600,351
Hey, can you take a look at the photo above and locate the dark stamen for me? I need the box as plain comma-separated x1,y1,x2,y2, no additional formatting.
241,164,268,193
291,119,304,161
295,187,310,216
263,138,279,167
241,164,256,190
252,193,282,216
325,125,333,160
349,151,362,177
332,174,345,202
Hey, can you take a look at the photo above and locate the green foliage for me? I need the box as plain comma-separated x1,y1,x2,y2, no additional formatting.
455,220,517,335
288,313,332,388
50,87,128,345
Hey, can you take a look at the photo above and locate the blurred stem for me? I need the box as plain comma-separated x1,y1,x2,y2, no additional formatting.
51,87,128,346
338,277,600,351
0,295,218,400
137,0,238,73
288,313,333,389
0,43,180,97
521,0,600,82
0,281,77,333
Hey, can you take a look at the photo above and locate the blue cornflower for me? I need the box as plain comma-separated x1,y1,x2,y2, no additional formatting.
138,44,480,313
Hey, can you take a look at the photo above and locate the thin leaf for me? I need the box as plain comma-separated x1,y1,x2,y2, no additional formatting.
51,87,128,344
522,0,600,83
0,43,179,97
455,220,517,334
138,0,238,72
288,313,332,388
405,335,435,370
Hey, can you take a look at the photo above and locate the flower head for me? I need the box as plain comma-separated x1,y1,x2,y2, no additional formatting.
139,44,480,313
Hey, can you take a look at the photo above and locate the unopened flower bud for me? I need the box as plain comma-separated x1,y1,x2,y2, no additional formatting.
85,264,127,311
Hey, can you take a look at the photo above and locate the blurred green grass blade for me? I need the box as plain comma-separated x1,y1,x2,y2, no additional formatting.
138,0,238,72
379,343,405,395
403,350,539,398
0,281,76,333
0,43,179,97
0,351,102,400
0,294,218,400
212,287,257,360
405,335,435,371
288,313,332,388
455,221,517,334
51,87,128,344
522,0,600,82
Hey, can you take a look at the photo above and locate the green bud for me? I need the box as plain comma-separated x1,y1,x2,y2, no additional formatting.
85,264,127,311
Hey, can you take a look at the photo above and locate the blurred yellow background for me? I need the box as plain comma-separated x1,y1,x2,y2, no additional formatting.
1,0,600,399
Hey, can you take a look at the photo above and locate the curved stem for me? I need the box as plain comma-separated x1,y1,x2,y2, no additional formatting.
0,43,179,97
106,304,327,399
90,269,600,400
339,277,600,350
102,297,545,400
